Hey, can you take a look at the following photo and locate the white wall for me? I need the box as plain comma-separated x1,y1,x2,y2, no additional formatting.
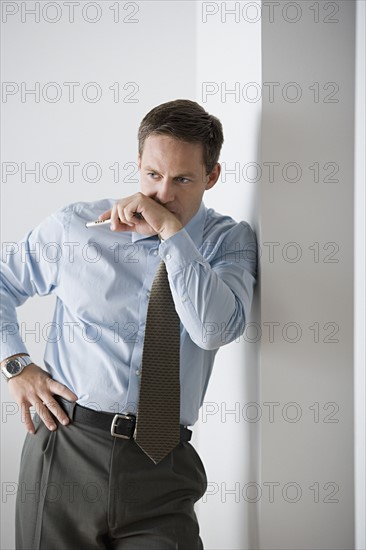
2,1,362,550
260,1,355,548
1,2,261,549
0,2,197,547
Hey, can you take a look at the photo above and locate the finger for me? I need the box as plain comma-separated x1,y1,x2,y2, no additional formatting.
98,208,112,221
116,204,134,228
41,396,70,427
109,203,119,230
124,206,138,224
110,203,132,231
21,402,35,434
48,379,78,402
34,401,57,432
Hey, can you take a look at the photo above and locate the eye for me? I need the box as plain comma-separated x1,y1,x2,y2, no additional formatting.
176,177,191,184
147,172,160,180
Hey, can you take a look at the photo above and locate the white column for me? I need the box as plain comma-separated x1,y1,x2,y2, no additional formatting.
194,2,261,549
354,1,366,548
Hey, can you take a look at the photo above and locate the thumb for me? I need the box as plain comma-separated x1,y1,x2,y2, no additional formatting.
98,208,111,221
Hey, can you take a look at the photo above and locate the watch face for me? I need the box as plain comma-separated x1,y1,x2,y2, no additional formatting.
6,359,22,375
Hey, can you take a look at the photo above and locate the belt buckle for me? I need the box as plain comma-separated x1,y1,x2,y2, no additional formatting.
110,414,135,439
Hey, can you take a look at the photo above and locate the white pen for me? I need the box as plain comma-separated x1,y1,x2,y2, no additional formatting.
85,219,112,228
85,212,143,228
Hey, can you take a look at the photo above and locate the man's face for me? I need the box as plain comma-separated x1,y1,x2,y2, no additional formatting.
138,134,220,227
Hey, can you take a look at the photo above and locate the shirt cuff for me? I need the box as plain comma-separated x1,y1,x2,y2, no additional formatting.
158,228,206,274
0,339,29,364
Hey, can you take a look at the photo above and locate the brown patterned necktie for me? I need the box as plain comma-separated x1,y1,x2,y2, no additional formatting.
134,259,181,464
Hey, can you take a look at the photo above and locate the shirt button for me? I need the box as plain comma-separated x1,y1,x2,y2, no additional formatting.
153,250,158,256
147,291,151,298
135,369,141,376
181,296,187,302
166,254,171,260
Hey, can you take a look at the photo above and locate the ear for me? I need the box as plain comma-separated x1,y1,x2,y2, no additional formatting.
205,163,221,190
137,155,141,170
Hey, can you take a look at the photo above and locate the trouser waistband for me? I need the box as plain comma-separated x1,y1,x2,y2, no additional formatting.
55,396,192,442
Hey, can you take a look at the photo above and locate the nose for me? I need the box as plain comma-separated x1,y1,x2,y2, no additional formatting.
156,178,175,204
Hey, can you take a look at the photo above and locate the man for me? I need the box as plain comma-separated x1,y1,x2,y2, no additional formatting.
1,99,257,549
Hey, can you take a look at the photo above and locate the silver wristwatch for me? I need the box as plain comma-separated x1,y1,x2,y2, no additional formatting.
1,355,33,381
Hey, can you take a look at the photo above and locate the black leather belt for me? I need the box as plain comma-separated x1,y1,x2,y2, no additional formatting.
55,396,192,442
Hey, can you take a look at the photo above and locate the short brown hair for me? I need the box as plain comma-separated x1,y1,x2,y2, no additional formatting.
138,99,224,174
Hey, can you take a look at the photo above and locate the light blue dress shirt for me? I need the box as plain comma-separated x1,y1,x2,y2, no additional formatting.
0,199,257,425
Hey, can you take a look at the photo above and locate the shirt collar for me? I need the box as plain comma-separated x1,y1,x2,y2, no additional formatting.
131,201,207,248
